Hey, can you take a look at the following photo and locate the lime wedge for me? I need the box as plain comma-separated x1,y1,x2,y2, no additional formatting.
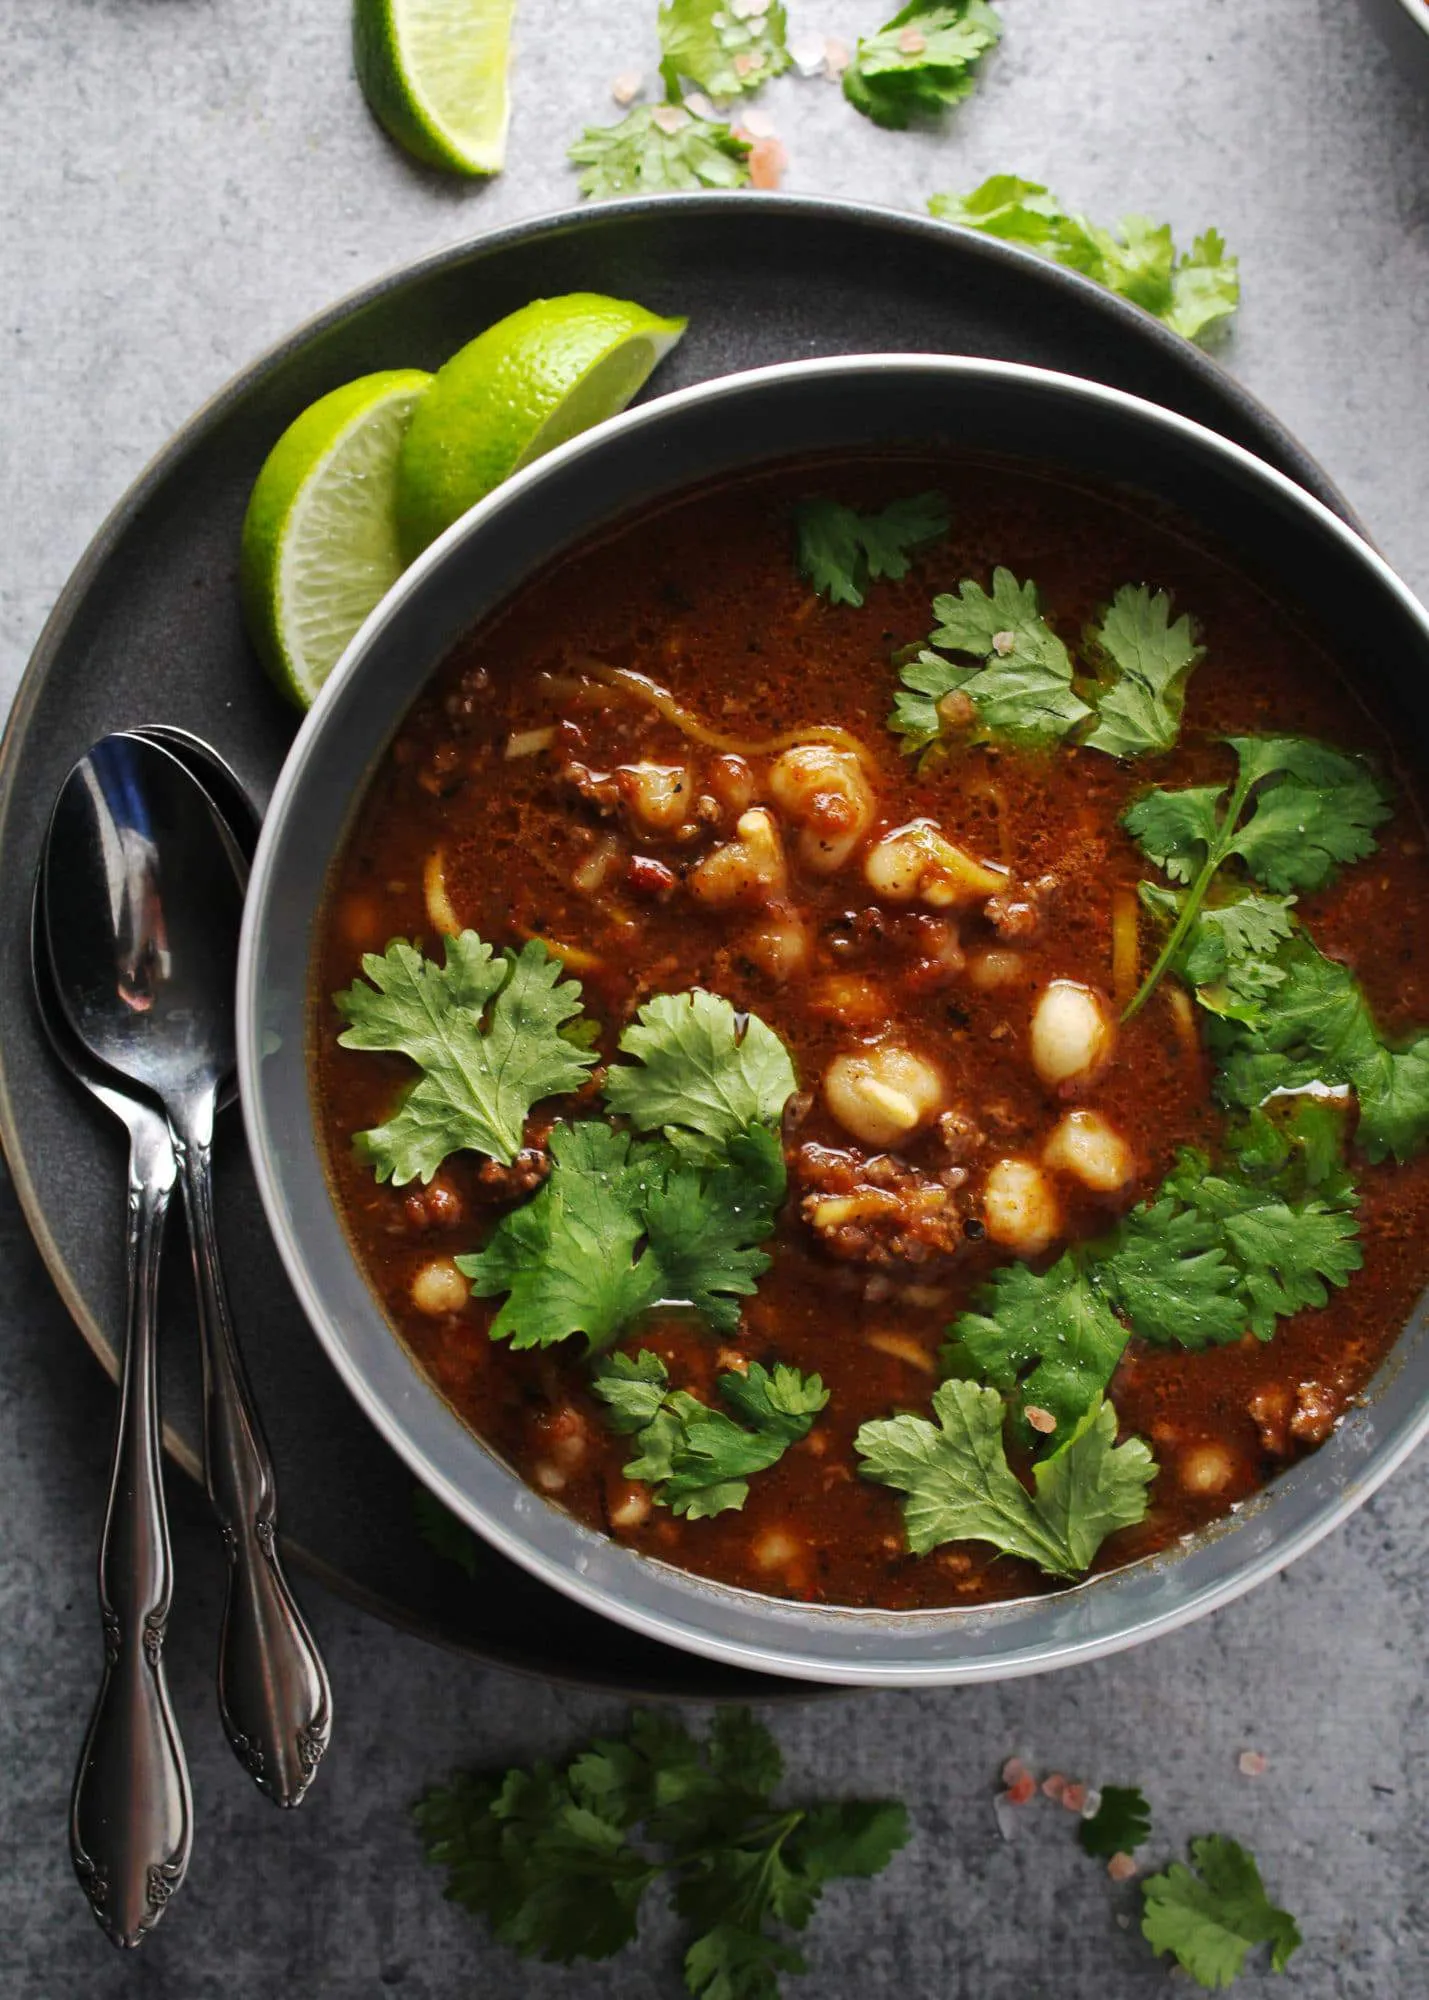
240,369,432,709
354,0,514,177
395,293,687,559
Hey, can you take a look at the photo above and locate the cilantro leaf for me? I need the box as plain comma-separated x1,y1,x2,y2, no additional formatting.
460,1118,784,1350
604,990,798,1156
460,1122,658,1351
941,1253,1128,1452
1123,736,1391,1016
844,1,1002,130
591,1349,828,1518
334,933,596,1183
1140,883,1297,1024
658,0,790,100
1141,1835,1302,1987
794,493,949,608
1083,585,1204,757
930,177,1239,344
854,1383,1154,1577
418,1711,908,1993
1080,1784,1152,1858
891,568,1091,751
1210,935,1429,1163
1095,1191,1246,1351
412,1486,480,1578
569,104,750,200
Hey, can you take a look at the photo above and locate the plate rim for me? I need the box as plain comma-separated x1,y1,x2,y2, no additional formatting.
0,189,1367,1683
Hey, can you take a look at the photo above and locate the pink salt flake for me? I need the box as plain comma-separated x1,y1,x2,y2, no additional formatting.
1025,1405,1058,1435
610,69,643,107
1061,1782,1089,1813
651,104,691,135
898,27,927,54
823,37,851,77
1004,1773,1036,1806
683,90,717,120
1238,1749,1269,1777
740,107,776,138
790,32,827,76
1041,1772,1066,1802
734,50,765,77
747,134,788,190
1107,1852,1139,1882
1001,1756,1030,1787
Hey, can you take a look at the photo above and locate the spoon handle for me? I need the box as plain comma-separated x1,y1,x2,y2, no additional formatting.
70,1107,192,1946
174,1116,332,1806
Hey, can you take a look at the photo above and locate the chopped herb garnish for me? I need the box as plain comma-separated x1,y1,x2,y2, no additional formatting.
569,103,751,200
334,933,596,1183
929,176,1240,343
415,1708,909,1995
1141,1835,1301,1987
658,0,791,99
1123,736,1391,1016
941,1101,1360,1448
1083,585,1204,759
602,988,798,1159
843,1,1002,129
591,1349,827,1518
854,1384,1155,1577
459,1119,785,1350
1080,1784,1153,1858
890,568,1091,751
794,493,949,608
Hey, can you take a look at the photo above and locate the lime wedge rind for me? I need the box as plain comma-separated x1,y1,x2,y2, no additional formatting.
354,0,513,178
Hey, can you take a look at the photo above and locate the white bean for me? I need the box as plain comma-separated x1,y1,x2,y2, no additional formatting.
618,761,691,831
1030,980,1114,1089
863,819,1007,909
410,1257,470,1317
767,745,877,873
981,1158,1061,1255
1042,1110,1133,1191
739,910,810,982
688,807,788,908
823,1046,947,1147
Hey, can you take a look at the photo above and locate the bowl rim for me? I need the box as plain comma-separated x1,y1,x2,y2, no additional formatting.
238,352,1429,1685
1392,0,1429,38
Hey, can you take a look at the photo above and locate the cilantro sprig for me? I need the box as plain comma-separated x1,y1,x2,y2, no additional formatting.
941,1101,1360,1451
854,1384,1155,1578
1123,736,1391,1017
658,0,791,100
416,1709,909,1998
569,103,751,199
334,933,596,1183
459,1119,785,1350
1141,1835,1301,1987
929,175,1240,343
844,1,1002,129
794,494,949,608
890,574,1203,758
604,988,798,1160
591,1348,827,1517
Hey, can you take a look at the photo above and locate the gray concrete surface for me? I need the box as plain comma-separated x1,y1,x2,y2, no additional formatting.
2,1,1428,1994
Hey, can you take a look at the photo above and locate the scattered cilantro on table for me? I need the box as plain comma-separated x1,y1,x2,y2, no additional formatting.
1079,1784,1152,1858
939,1101,1360,1450
603,988,798,1159
591,1349,827,1517
854,1383,1155,1577
843,2,1002,130
793,494,949,608
928,175,1240,343
459,1118,785,1349
1123,735,1392,1016
658,0,790,100
416,1708,909,1997
334,933,596,1183
569,104,751,200
1141,1835,1301,1988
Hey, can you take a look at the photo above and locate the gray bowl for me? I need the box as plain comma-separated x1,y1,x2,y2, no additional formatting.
1362,0,1429,89
238,356,1429,1687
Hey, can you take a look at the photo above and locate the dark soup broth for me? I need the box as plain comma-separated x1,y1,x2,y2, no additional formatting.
314,454,1429,1610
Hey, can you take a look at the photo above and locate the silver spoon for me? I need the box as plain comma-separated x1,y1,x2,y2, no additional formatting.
44,732,331,1807
34,860,192,1947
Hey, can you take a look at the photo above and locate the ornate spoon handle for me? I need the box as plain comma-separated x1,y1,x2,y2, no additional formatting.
70,1105,192,1946
173,1105,332,1805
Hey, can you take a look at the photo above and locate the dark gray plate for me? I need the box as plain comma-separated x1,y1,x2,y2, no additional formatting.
0,193,1358,1699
